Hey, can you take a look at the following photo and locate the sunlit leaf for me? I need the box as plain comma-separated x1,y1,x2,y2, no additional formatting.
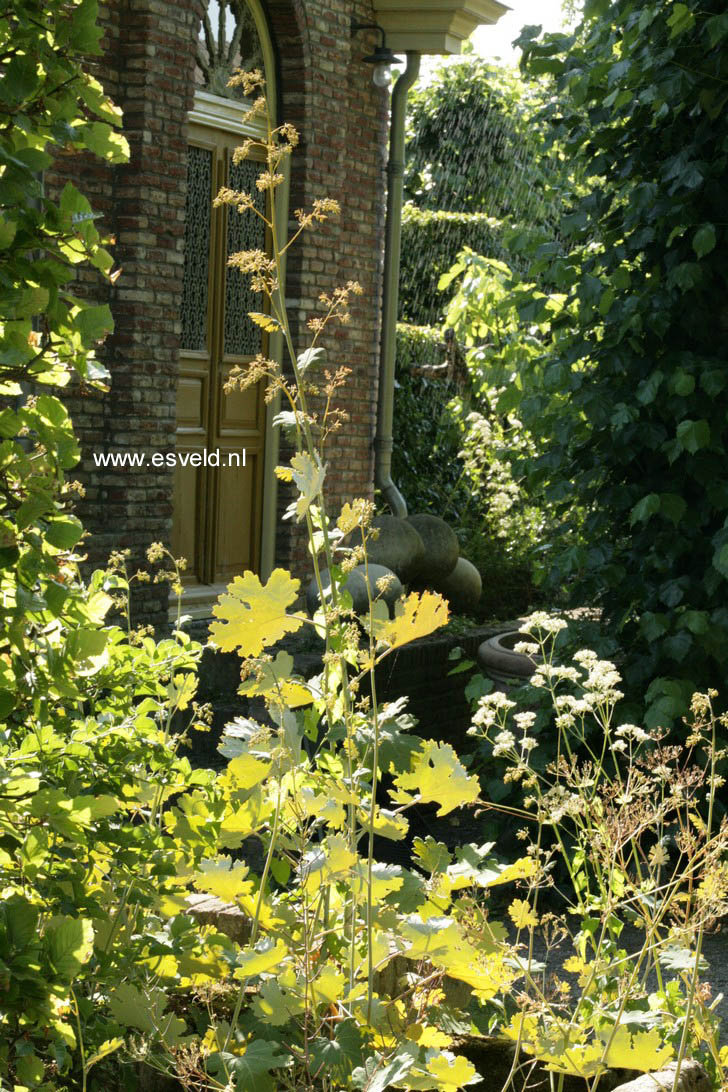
391,741,479,816
235,938,288,979
194,856,254,902
368,591,449,652
210,569,304,656
601,1027,674,1072
508,898,539,929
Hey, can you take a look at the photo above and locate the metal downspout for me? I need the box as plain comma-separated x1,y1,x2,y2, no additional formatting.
374,50,421,518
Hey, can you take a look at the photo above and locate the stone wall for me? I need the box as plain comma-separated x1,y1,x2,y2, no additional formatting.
48,0,387,627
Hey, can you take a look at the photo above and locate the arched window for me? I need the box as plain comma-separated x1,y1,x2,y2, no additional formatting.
195,0,264,98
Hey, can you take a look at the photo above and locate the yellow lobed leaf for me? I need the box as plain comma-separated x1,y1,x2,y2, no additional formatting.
235,937,288,979
297,786,346,829
193,856,254,902
310,963,346,1007
601,1027,673,1073
363,806,409,841
351,861,404,903
425,1051,479,1090
405,1025,453,1050
252,977,304,1026
391,741,479,817
238,650,313,708
248,310,280,331
209,568,303,656
337,501,363,534
485,856,538,886
301,834,357,892
509,898,539,929
219,789,273,848
227,753,272,790
370,590,449,651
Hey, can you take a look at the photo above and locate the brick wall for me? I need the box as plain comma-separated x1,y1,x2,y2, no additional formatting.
51,0,388,627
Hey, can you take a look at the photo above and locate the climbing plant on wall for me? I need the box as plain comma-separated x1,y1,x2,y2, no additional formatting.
508,0,728,720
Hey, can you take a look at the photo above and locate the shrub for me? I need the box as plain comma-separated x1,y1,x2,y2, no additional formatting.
0,4,225,1084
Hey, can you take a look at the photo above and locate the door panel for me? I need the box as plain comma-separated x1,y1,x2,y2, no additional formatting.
213,452,259,582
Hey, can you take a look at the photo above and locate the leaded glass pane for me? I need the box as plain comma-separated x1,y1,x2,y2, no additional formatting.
197,0,264,99
181,146,212,352
224,159,266,356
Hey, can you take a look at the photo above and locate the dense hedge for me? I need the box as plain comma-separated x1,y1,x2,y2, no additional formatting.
399,207,516,326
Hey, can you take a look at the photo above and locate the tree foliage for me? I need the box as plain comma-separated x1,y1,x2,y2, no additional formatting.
404,58,556,222
503,0,728,718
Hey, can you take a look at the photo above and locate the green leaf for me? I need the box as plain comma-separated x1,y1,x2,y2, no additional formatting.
77,121,129,163
630,493,659,526
692,223,716,259
214,1042,291,1092
2,896,39,950
713,543,728,580
706,13,728,47
67,0,103,52
45,916,94,978
311,1020,363,1081
65,627,108,665
16,492,53,530
15,1052,45,1087
412,835,452,874
669,370,694,397
75,303,114,343
667,3,695,38
679,610,709,635
108,984,188,1045
0,216,17,249
676,418,710,454
46,516,84,549
352,1050,415,1092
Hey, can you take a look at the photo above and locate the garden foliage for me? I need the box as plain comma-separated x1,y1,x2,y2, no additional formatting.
393,56,566,618
502,0,728,718
3,4,727,1088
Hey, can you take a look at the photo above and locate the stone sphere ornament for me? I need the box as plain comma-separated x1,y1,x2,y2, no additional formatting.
435,556,482,615
346,514,425,584
404,513,459,583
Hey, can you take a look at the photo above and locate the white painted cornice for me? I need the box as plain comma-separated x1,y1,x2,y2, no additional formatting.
371,0,509,54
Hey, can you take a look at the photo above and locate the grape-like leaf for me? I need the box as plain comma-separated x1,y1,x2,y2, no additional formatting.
210,569,303,656
391,741,479,816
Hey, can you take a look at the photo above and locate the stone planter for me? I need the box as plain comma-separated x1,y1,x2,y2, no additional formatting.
477,628,539,690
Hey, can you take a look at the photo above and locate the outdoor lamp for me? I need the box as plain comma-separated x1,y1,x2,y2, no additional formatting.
350,19,400,87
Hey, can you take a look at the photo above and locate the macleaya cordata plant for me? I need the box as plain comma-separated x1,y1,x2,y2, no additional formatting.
469,614,728,1092
145,69,536,1092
